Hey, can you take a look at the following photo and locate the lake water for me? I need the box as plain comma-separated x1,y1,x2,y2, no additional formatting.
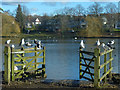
1,37,120,80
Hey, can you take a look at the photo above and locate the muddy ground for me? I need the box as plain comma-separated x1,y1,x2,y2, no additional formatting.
2,73,120,89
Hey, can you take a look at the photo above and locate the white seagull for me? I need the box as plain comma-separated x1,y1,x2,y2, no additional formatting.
80,40,85,49
101,43,110,50
37,41,42,49
14,66,18,71
108,40,115,45
19,38,25,46
5,40,11,45
95,39,100,47
34,39,38,44
25,42,33,47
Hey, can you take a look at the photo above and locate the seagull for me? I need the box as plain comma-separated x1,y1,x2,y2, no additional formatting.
75,37,77,40
5,40,11,45
101,43,111,50
34,39,38,44
95,39,100,47
80,40,85,49
25,42,33,47
11,44,15,48
37,41,42,49
19,38,25,46
108,40,115,45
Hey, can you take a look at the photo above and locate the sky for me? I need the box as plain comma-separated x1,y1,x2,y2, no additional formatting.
1,0,120,16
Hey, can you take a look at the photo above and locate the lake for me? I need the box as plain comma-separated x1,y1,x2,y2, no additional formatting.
1,37,120,80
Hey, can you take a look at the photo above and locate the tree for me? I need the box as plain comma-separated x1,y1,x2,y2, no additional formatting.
15,4,25,32
87,2,103,16
105,3,118,31
75,4,85,16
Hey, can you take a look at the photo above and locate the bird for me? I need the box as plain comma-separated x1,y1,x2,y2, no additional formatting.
37,41,42,49
19,38,25,46
5,39,11,45
34,39,38,44
95,39,100,47
25,42,33,47
80,40,85,49
75,37,77,40
108,40,115,45
11,44,15,48
101,43,111,50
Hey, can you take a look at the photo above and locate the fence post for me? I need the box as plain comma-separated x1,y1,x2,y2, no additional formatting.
35,46,37,74
11,47,14,81
103,53,107,83
21,46,25,74
4,46,11,84
94,48,100,88
79,48,82,79
109,51,112,80
42,47,46,78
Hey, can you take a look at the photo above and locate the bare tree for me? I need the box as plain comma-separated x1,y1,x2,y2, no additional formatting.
105,3,118,31
75,4,85,16
87,2,103,16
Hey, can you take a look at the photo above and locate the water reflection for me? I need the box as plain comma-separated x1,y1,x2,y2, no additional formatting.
1,37,120,80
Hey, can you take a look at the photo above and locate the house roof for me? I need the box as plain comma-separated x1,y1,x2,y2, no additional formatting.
36,18,40,22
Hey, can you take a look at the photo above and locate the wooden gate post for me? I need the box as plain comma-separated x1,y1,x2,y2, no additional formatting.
103,53,107,83
4,46,11,84
35,46,37,74
42,47,46,78
11,47,14,81
79,48,82,79
94,48,100,88
109,51,112,80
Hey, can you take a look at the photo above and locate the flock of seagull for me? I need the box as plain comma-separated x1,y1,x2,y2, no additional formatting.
80,39,115,50
5,38,43,49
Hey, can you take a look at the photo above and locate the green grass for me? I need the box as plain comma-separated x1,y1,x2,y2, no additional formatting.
113,28,120,31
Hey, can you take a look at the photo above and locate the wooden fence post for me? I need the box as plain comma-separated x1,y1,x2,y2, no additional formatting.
94,48,100,88
103,53,107,83
11,47,14,81
42,47,46,78
109,51,112,80
35,46,37,74
79,48,82,79
4,46,11,84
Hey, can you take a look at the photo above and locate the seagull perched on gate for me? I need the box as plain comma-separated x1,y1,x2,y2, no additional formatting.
34,39,38,44
25,42,33,47
95,39,100,47
19,38,25,46
5,39,11,45
101,42,111,50
37,41,42,49
108,40,115,45
80,40,85,50
107,40,115,49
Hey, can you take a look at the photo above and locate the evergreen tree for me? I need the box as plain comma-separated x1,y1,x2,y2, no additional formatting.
15,4,25,32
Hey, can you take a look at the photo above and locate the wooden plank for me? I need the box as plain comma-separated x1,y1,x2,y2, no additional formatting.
100,58,113,69
80,69,94,76
94,48,100,88
80,57,94,62
80,75,94,82
79,50,94,56
109,52,112,80
80,63,94,69
11,47,15,81
100,67,113,82
100,49,113,56
103,54,107,83
42,47,46,77
79,51,82,79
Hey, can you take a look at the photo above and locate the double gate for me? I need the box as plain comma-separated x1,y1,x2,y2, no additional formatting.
4,45,46,83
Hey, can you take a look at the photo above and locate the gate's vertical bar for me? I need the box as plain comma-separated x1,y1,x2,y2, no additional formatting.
42,46,46,77
35,46,37,74
94,48,100,88
21,46,25,74
104,53,107,83
11,47,14,81
109,51,112,80
4,46,11,84
79,48,82,79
